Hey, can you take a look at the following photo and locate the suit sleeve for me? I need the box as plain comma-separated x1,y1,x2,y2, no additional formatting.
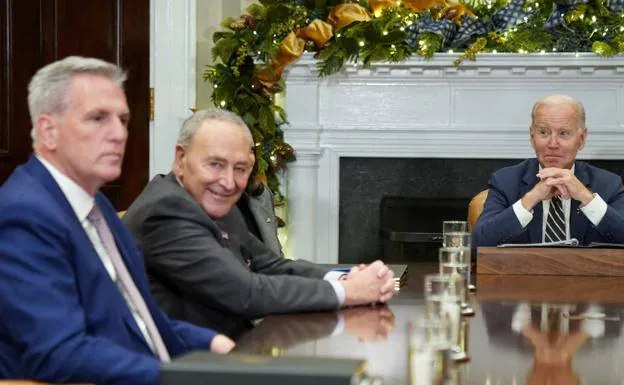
0,204,160,385
472,172,528,248
591,174,624,243
247,234,329,278
141,196,340,319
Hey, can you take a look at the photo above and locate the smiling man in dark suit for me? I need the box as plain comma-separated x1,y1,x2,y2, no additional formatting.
0,56,233,385
123,109,396,337
473,94,624,248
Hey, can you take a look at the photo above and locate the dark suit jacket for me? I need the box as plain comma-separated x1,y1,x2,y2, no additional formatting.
123,173,340,337
473,158,624,248
241,187,284,258
0,156,217,385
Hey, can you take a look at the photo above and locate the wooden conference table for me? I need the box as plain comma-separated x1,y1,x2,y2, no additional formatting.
232,262,624,385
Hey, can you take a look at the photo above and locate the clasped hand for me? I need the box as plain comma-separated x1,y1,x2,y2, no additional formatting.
340,260,396,306
522,167,594,210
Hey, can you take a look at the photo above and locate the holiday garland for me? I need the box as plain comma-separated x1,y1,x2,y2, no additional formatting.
205,0,624,196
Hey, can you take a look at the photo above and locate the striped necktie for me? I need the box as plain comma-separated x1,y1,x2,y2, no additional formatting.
545,196,566,242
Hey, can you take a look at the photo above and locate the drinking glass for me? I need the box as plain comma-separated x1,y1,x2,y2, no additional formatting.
442,220,468,236
408,315,452,385
424,274,468,362
441,223,476,293
439,247,474,317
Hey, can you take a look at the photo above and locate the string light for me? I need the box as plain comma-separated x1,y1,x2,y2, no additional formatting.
213,84,218,89
220,100,226,107
383,31,388,36
359,40,365,47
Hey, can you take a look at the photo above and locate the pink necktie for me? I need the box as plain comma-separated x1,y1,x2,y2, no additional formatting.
88,205,171,362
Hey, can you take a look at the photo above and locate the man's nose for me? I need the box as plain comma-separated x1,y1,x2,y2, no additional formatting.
547,134,559,148
219,168,235,191
110,117,128,142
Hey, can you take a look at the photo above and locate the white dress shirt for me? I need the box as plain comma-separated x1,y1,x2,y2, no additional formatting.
37,156,157,352
511,165,608,242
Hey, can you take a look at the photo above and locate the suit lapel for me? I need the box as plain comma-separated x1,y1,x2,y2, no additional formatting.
521,159,543,243
247,194,279,251
570,162,590,243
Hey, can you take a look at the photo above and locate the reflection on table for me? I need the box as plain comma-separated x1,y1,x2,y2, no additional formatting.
232,263,624,385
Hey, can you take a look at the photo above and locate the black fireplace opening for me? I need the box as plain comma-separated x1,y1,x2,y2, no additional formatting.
379,196,469,263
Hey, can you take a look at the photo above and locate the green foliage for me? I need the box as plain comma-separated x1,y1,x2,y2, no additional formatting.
206,0,624,195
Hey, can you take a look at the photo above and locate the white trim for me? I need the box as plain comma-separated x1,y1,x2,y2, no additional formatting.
149,0,196,177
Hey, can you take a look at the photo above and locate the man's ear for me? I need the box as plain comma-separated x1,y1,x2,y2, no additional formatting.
173,144,186,177
35,114,59,150
578,127,588,151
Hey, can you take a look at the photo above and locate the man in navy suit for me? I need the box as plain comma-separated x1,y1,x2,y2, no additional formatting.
0,56,234,385
473,94,624,248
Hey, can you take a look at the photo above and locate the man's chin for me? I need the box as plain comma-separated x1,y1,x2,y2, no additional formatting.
203,201,234,218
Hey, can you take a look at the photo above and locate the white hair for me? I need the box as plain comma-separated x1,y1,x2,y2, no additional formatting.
28,56,127,144
177,108,253,149
531,94,586,131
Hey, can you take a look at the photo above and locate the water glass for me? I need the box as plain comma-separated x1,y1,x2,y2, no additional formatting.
439,247,474,317
408,316,452,385
442,221,468,238
424,274,468,362
441,227,476,293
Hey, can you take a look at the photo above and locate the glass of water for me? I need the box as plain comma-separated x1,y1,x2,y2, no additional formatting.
408,315,452,385
424,274,468,362
441,224,476,293
442,220,468,236
439,247,474,317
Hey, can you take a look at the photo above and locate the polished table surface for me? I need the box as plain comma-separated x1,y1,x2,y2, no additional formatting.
232,263,624,384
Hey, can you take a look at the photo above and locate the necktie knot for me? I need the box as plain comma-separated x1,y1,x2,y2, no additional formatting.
88,205,104,226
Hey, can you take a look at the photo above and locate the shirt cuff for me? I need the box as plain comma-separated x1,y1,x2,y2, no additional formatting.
324,270,346,281
513,200,534,228
326,279,346,306
330,312,345,336
580,193,608,226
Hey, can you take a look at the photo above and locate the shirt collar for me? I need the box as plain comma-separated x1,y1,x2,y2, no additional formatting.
538,163,575,174
37,155,95,222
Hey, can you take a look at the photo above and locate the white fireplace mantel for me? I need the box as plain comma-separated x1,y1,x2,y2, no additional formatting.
282,53,624,264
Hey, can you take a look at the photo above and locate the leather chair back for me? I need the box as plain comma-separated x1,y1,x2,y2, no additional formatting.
467,189,489,231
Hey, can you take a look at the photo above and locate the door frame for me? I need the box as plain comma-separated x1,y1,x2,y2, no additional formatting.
150,0,197,177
